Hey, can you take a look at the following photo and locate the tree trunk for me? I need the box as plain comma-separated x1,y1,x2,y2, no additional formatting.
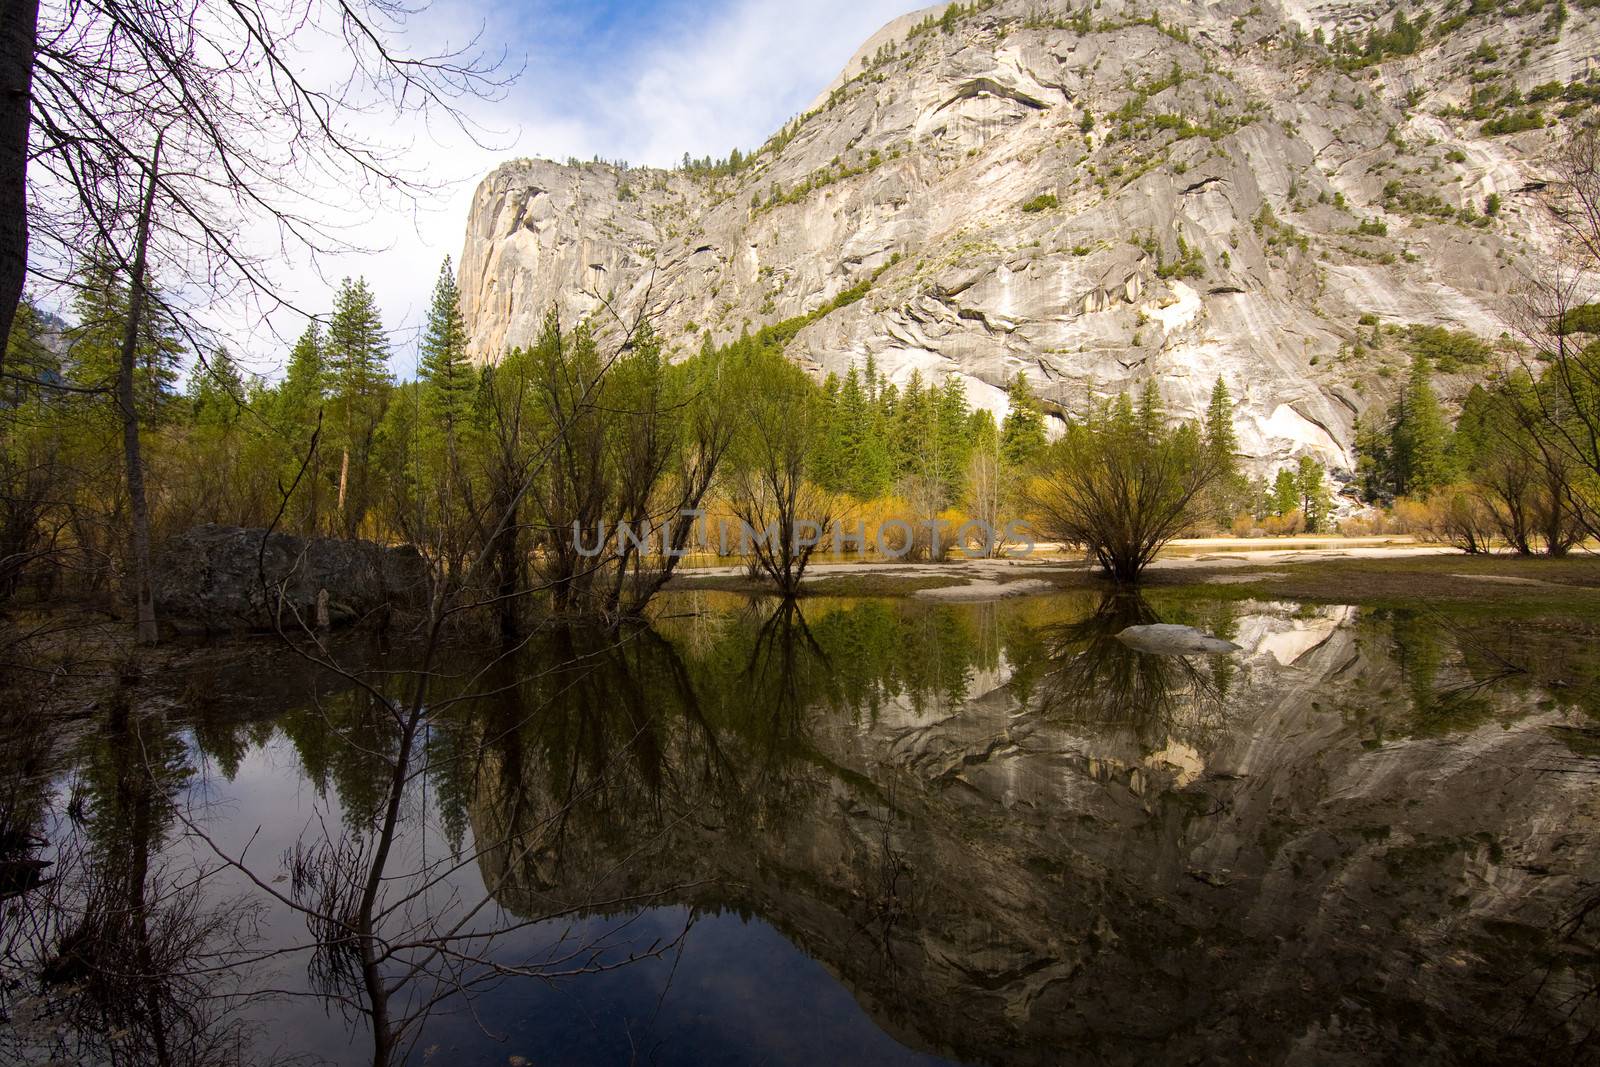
126,739,174,1067
119,132,163,646
309,449,321,536
0,0,37,374
494,497,521,639
337,448,350,530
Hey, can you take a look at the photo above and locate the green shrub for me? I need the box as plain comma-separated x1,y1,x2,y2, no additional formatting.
1403,324,1493,373
1481,110,1545,135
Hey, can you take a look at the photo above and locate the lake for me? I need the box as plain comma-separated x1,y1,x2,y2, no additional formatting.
2,589,1598,1065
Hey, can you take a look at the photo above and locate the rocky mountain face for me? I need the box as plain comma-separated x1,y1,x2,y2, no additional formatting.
458,0,1599,475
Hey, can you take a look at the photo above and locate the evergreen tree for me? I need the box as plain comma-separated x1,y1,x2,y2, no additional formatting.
1000,372,1047,467
2,298,58,404
418,258,474,438
65,247,183,418
325,276,391,535
281,324,326,412
933,375,973,499
894,370,930,478
813,372,845,491
1352,413,1391,502
1136,378,1165,437
327,277,389,404
1204,377,1239,462
837,366,871,497
1296,455,1333,532
189,348,244,428
859,378,893,498
267,322,330,534
1391,353,1452,497
1269,467,1300,516
1203,376,1246,522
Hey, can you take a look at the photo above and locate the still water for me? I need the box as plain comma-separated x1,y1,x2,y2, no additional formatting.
2,590,1598,1065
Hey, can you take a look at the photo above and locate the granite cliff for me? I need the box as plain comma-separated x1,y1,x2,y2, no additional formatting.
458,0,1599,475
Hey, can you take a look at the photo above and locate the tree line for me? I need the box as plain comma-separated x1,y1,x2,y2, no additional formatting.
1353,341,1599,555
9,126,1600,626
3,243,1283,627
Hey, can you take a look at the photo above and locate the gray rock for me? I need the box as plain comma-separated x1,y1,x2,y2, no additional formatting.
1116,623,1241,656
152,524,428,634
456,0,1585,482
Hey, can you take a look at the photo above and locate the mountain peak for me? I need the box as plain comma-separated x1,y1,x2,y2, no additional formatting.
459,0,1595,473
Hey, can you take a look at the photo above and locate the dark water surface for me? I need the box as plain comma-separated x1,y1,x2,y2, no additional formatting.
3,590,1599,1065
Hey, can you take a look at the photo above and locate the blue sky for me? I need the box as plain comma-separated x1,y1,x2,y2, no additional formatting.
476,0,914,165
256,0,923,374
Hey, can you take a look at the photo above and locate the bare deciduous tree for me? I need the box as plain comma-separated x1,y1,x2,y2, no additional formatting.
5,0,511,381
1505,128,1600,541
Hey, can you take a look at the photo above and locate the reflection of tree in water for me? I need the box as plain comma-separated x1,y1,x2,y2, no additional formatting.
277,685,406,828
1033,592,1226,755
802,599,986,721
438,597,997,918
1356,607,1593,742
440,606,839,914
0,700,257,1067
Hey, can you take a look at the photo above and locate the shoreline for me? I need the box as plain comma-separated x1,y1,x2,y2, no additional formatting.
666,539,1600,610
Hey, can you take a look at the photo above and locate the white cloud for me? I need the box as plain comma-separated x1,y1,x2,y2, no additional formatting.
239,0,920,379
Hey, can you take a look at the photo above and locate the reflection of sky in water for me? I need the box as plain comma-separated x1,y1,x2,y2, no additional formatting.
190,736,957,1066
418,906,955,1067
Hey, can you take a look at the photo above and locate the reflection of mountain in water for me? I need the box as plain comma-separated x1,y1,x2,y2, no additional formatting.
20,594,1592,1063
432,593,1600,1066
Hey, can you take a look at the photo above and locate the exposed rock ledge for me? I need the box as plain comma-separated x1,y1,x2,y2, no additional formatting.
153,524,427,634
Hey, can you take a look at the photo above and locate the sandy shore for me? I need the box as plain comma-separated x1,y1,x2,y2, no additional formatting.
666,537,1474,602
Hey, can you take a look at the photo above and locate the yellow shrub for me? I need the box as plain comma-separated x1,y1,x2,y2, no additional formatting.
1390,497,1442,539
1261,510,1306,537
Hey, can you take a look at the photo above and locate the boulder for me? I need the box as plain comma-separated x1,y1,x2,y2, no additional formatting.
1116,624,1241,656
153,524,427,634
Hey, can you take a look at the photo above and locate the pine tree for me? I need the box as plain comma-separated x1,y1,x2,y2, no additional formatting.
894,370,929,478
1352,413,1391,502
1000,372,1047,467
813,372,845,491
1136,379,1165,437
837,366,871,497
2,298,57,404
933,375,972,499
66,247,183,418
327,277,389,405
1203,376,1245,522
418,258,474,438
1270,467,1300,516
1204,377,1239,463
325,276,391,535
1391,353,1452,497
280,323,326,419
1296,455,1333,532
190,348,244,428
858,378,893,499
272,322,330,534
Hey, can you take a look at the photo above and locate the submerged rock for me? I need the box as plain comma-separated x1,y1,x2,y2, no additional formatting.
1116,624,1240,656
153,524,427,634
